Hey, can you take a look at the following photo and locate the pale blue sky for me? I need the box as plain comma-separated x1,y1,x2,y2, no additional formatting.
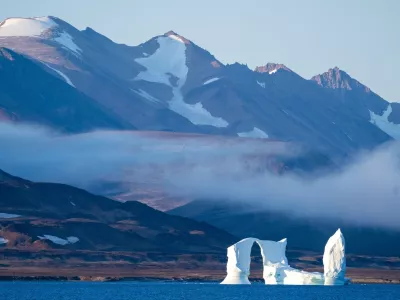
1,0,399,101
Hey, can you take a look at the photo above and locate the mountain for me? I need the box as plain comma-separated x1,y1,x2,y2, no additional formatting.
0,48,130,132
0,17,206,133
311,67,400,140
0,16,398,154
169,200,400,257
0,169,236,252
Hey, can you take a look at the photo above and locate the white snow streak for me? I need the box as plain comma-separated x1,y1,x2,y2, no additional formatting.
257,81,266,88
0,238,8,245
344,133,353,141
134,36,228,127
45,63,75,87
132,89,160,103
0,213,21,219
70,201,76,207
269,69,278,74
168,34,185,44
38,235,79,245
370,104,400,140
203,77,220,85
238,127,269,139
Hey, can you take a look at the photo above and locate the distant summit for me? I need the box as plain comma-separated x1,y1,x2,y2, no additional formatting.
255,63,292,74
311,67,370,93
164,30,191,44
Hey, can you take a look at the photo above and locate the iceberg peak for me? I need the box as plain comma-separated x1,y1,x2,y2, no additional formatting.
323,228,346,285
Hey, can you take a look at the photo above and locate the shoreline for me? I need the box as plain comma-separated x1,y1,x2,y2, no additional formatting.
0,275,398,285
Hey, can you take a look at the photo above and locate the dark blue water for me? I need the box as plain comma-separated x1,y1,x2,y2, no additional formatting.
1,281,400,299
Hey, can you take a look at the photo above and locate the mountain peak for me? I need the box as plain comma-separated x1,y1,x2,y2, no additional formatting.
0,16,60,38
164,30,191,44
255,63,292,74
311,67,369,91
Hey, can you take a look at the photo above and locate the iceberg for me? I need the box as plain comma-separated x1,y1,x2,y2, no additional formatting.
221,229,348,285
220,238,258,284
323,229,346,285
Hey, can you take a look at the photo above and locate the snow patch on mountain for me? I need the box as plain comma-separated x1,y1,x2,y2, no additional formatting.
0,213,21,219
0,238,8,245
169,90,229,127
38,235,79,246
133,89,160,103
54,31,82,56
168,34,185,44
67,236,79,244
0,17,81,57
257,81,266,88
269,69,278,74
45,63,75,87
134,36,229,127
135,36,188,86
370,105,400,139
204,77,220,85
238,127,269,139
0,17,56,37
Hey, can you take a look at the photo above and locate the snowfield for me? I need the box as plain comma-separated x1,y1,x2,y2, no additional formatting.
54,31,82,56
238,127,269,139
0,17,56,37
134,35,229,127
370,104,400,140
38,235,80,246
0,17,82,56
0,213,21,219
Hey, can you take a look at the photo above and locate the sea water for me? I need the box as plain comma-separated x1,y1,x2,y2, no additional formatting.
1,281,400,299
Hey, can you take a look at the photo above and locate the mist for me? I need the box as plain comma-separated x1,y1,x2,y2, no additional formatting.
1,122,400,230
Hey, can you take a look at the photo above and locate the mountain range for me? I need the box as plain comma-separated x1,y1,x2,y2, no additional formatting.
1,16,400,264
1,16,399,156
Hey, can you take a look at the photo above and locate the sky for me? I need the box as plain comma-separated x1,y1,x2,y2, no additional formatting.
1,0,399,101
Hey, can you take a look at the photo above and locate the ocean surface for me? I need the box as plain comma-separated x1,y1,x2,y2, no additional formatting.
1,281,400,299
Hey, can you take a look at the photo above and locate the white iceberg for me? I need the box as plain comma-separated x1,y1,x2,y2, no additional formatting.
323,229,346,285
221,229,348,285
220,238,257,284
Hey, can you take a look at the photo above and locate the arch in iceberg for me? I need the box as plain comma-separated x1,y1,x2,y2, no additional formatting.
221,229,348,285
220,237,288,284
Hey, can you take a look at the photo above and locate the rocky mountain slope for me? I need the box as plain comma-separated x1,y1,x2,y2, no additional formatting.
0,169,235,253
0,48,130,132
